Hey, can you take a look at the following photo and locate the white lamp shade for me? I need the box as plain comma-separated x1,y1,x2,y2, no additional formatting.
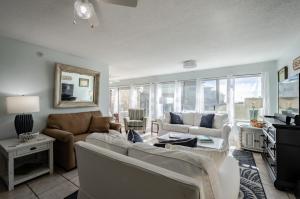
6,96,40,114
244,97,263,109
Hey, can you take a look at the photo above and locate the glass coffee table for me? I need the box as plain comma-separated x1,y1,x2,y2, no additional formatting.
158,132,225,150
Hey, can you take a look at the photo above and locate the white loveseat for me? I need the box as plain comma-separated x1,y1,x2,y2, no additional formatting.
75,133,240,199
158,112,231,147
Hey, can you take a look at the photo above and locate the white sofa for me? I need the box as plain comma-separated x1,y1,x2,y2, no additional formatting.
75,133,240,199
158,112,231,147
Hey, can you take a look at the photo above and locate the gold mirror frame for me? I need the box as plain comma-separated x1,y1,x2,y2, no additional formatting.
54,63,100,108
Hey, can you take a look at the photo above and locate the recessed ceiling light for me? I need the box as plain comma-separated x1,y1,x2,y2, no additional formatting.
183,60,197,69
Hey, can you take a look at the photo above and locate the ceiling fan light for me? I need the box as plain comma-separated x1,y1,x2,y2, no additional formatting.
74,0,93,19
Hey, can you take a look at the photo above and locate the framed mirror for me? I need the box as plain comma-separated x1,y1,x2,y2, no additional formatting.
54,63,100,108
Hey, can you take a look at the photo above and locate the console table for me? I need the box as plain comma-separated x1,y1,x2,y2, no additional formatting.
0,134,54,190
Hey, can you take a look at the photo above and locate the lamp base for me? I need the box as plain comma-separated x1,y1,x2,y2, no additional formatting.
14,114,33,136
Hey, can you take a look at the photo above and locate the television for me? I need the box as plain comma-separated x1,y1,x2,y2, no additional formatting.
278,74,300,116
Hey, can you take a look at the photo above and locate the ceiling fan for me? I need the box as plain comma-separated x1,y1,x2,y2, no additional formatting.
73,0,138,28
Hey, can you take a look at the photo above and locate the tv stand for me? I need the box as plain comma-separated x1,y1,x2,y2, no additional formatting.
262,115,300,196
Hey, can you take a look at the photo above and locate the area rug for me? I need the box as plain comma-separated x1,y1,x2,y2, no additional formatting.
65,150,267,199
233,150,267,199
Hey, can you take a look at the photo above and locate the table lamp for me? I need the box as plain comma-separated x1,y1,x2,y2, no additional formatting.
6,96,40,136
245,97,263,125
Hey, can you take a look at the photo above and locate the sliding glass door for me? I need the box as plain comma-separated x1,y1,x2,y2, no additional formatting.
136,85,150,116
234,76,262,120
160,82,175,113
201,79,227,112
181,80,196,112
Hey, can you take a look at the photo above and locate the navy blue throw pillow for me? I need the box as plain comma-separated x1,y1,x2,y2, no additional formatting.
200,114,215,128
127,130,143,143
170,112,183,124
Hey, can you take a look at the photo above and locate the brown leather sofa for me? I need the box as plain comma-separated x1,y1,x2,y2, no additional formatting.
43,110,121,171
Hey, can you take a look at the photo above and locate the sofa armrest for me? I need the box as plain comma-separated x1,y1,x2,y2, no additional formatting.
43,128,74,143
109,122,122,132
221,123,232,149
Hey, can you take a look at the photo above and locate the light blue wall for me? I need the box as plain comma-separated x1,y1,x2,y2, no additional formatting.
277,38,300,77
0,36,109,139
111,61,278,115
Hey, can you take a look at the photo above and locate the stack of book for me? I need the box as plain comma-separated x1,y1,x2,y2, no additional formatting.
197,135,213,143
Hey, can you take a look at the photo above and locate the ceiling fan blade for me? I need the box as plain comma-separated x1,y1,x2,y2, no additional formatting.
88,5,99,28
102,0,138,7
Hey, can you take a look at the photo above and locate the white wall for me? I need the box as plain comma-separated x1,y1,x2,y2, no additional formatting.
111,61,278,115
0,36,109,139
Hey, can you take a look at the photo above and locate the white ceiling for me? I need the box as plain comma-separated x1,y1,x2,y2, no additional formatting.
0,0,300,80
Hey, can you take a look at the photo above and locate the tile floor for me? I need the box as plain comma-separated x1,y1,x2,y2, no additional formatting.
0,141,297,199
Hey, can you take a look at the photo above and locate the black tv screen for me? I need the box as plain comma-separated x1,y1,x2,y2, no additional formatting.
278,74,299,116
62,83,74,97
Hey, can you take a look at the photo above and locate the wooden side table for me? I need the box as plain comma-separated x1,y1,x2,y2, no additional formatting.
151,120,159,135
0,134,55,191
238,122,264,152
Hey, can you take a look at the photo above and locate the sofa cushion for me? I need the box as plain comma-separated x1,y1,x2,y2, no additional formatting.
166,144,227,168
200,114,215,128
86,132,131,155
88,116,111,133
189,126,222,137
170,112,183,124
128,143,217,198
213,114,228,129
47,111,101,135
127,120,144,127
193,113,202,126
182,112,194,125
74,133,90,142
128,143,207,178
162,123,191,133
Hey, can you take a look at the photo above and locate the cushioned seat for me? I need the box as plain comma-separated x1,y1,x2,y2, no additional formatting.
74,133,90,142
162,123,191,133
189,126,222,137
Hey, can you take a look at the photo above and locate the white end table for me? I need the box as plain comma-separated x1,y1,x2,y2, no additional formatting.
237,122,264,152
0,134,55,191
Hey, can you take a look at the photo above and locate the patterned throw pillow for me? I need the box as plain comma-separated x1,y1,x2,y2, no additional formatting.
200,114,215,128
170,112,184,124
127,130,143,143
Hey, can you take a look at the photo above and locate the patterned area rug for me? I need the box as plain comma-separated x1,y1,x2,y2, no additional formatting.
232,150,267,199
65,150,267,199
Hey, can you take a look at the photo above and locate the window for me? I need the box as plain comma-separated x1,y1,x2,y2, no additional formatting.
136,85,150,116
182,80,196,111
234,76,262,120
161,82,175,113
119,87,129,118
202,79,227,112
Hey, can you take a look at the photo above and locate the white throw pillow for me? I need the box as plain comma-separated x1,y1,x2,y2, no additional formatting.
86,132,131,155
213,113,228,129
182,112,195,125
193,113,202,126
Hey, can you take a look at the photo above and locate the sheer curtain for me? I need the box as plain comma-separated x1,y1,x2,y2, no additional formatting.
262,72,271,115
174,81,182,112
129,85,137,109
155,83,163,119
149,83,155,120
195,78,202,112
